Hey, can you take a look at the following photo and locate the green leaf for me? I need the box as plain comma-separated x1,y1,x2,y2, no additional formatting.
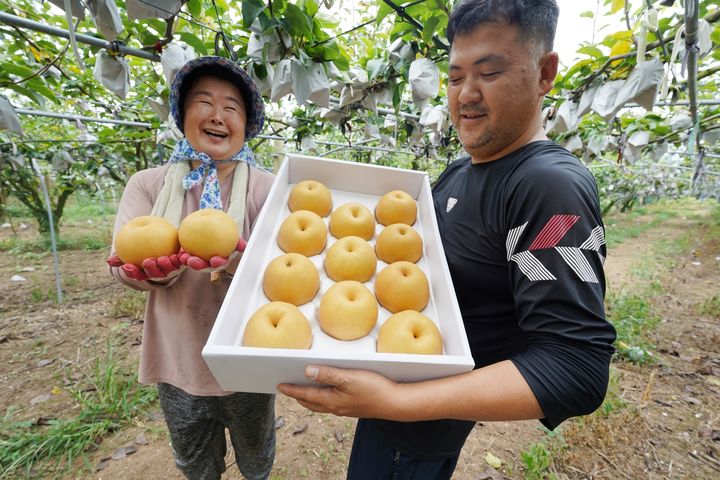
186,0,202,17
407,3,429,19
252,63,269,80
562,58,594,82
391,21,416,38
376,1,394,25
393,82,403,109
611,0,625,14
658,17,672,32
610,30,634,42
315,13,339,29
711,26,720,45
422,16,441,45
26,77,58,104
271,0,287,11
580,10,594,19
258,12,279,33
305,0,319,17
577,46,604,58
178,32,208,55
139,32,158,47
435,14,448,34
146,19,166,35
1,63,35,79
283,4,313,38
242,0,266,29
317,40,342,61
2,82,46,107
305,44,332,61
332,54,349,71
312,17,330,39
654,125,671,136
98,127,116,141
435,58,449,75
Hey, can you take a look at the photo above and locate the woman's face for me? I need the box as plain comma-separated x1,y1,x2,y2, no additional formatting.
183,75,247,161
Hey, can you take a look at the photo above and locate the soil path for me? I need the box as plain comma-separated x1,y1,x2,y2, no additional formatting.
1,202,718,479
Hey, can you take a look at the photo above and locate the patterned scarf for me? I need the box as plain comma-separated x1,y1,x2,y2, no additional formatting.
168,138,256,210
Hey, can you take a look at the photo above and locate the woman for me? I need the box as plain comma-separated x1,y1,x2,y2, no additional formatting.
107,56,276,480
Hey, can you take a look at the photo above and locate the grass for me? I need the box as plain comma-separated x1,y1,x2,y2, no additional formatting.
603,204,676,247
109,290,147,321
61,191,119,223
1,190,118,222
706,203,720,241
694,203,720,319
518,369,627,479
517,199,718,477
520,442,557,480
604,209,676,247
0,339,157,479
698,296,720,318
29,287,49,303
0,195,115,254
4,190,718,478
606,291,659,364
602,197,716,248
0,228,112,254
596,368,626,417
606,205,709,365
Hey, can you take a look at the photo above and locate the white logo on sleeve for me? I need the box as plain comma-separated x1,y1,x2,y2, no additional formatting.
506,215,606,283
446,197,458,213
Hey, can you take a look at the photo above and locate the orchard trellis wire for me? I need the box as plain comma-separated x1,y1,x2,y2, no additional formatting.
0,6,425,140
11,107,719,198
10,109,419,157
1,0,716,171
1,1,715,160
0,2,716,139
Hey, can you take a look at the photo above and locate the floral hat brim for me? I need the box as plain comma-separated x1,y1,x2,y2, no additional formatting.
169,56,265,141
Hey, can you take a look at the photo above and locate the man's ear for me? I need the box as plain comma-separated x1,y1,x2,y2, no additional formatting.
538,51,559,96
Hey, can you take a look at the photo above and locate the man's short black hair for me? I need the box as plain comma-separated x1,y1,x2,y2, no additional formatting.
446,0,559,55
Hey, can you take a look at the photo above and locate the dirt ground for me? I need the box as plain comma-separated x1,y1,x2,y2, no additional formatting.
1,201,718,480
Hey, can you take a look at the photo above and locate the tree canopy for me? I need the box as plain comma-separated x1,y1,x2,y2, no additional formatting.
1,0,719,231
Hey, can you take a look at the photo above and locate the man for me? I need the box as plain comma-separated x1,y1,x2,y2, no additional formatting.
278,1,616,478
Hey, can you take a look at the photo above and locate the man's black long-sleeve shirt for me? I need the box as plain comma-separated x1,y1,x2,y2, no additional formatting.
376,140,616,458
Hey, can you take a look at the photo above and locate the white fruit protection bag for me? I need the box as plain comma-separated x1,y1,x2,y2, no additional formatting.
93,51,130,99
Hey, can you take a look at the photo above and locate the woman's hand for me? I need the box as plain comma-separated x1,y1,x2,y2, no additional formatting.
178,237,247,272
107,254,184,281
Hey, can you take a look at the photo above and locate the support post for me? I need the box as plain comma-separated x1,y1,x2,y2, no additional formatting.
30,159,63,304
684,0,704,193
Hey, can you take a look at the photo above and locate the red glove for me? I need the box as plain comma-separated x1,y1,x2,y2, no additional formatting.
178,238,247,272
107,253,183,282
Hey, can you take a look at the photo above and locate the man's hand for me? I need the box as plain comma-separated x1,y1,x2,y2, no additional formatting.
277,365,402,419
178,237,247,272
107,253,184,282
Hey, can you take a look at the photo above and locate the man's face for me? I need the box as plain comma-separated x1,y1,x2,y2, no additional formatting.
447,22,548,163
183,75,247,161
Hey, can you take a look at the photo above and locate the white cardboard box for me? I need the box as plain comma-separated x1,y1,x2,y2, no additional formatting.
202,154,474,393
